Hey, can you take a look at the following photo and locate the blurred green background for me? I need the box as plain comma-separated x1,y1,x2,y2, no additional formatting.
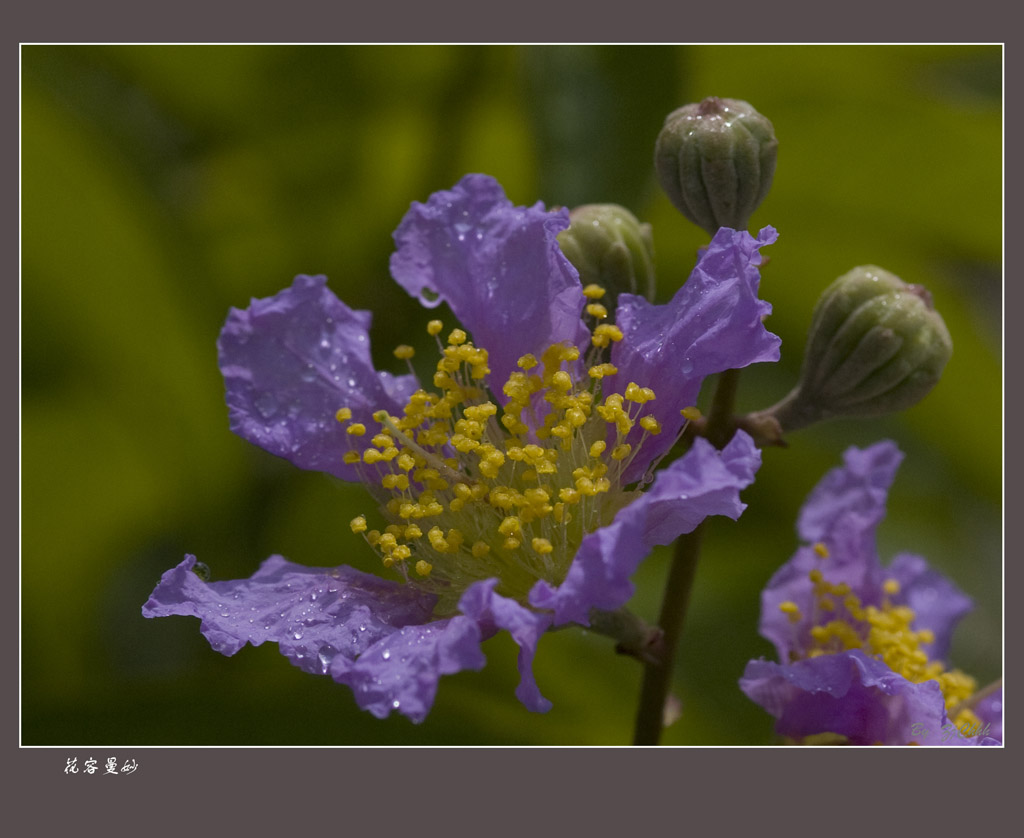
22,45,1002,745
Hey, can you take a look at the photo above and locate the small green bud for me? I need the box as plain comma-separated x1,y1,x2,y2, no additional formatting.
654,97,777,236
764,266,952,434
558,204,656,311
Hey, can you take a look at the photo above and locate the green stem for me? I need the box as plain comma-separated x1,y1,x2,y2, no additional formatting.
632,523,704,744
631,368,741,745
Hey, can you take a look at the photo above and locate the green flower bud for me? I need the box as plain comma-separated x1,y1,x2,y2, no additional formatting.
764,266,953,433
558,203,656,311
654,97,777,236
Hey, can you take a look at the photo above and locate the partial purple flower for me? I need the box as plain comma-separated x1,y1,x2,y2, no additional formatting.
145,174,779,723
740,441,1001,745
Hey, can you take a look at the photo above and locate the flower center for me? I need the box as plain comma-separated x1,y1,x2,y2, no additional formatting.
779,544,981,729
337,286,675,616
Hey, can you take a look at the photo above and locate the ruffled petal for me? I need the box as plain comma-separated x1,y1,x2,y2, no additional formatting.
611,226,780,482
759,440,906,661
330,616,486,723
973,687,1003,743
389,173,589,390
218,274,418,481
530,431,761,626
739,649,950,745
460,579,554,713
143,554,433,669
796,440,902,558
887,552,973,661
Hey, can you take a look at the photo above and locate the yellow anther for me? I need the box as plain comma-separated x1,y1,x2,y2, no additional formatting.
363,449,384,465
381,473,410,491
586,303,608,320
335,407,353,422
343,451,361,464
681,406,702,421
366,530,381,546
588,363,618,379
415,560,433,577
639,416,662,434
448,329,468,346
503,537,522,551
549,423,572,440
471,541,491,558
589,440,607,458
427,320,443,336
582,284,606,299
813,542,830,559
392,545,411,561
346,423,367,436
883,579,901,596
808,569,824,584
371,433,392,449
522,444,545,461
532,537,554,555
566,407,588,427
498,516,521,536
350,516,368,534
551,370,573,391
446,528,465,551
611,444,632,461
404,524,423,540
779,600,802,623
517,354,538,370
393,344,415,360
625,382,656,403
592,324,624,347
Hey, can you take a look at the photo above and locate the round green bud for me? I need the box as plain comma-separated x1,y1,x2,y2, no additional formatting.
769,266,953,432
558,203,656,311
654,97,777,236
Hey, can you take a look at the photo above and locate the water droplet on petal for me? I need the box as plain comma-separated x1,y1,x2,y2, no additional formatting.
192,562,211,582
317,645,337,673
381,649,391,660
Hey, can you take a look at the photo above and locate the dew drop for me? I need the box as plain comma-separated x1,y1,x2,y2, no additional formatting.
317,645,338,674
192,562,211,582
381,649,391,660
293,630,304,640
391,700,401,710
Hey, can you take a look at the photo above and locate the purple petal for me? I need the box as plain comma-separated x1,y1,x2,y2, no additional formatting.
972,687,1003,744
758,441,907,660
887,552,973,661
460,579,554,713
740,650,949,745
330,616,486,723
218,274,418,480
530,431,761,626
143,554,435,673
389,174,590,390
796,440,903,556
611,226,780,482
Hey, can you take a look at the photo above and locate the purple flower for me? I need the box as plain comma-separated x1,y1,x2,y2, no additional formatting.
740,441,1001,745
144,174,780,723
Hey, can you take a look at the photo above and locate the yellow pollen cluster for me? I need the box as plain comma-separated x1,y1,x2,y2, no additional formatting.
784,553,983,732
333,314,670,614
